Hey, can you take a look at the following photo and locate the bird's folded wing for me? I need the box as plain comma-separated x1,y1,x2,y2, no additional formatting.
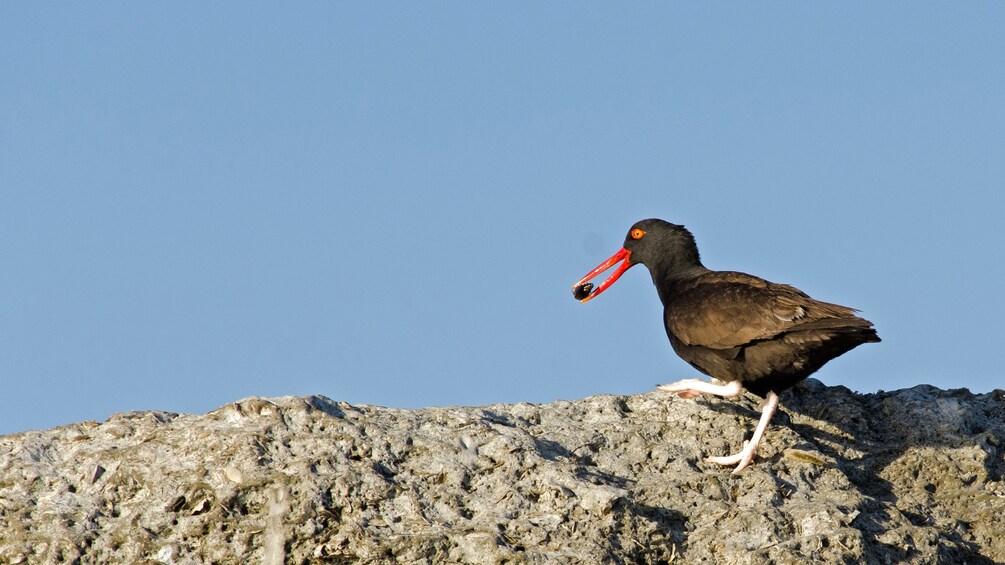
666,274,856,350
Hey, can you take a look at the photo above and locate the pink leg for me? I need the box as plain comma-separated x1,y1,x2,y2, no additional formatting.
656,378,742,399
704,391,780,474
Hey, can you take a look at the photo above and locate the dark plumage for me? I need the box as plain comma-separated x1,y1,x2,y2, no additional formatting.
573,218,880,472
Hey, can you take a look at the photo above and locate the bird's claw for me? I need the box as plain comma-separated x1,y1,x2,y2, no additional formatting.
705,440,757,474
657,378,710,398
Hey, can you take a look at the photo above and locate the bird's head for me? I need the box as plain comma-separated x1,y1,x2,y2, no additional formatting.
572,218,702,303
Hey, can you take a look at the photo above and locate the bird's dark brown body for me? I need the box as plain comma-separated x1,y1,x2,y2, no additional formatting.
662,270,879,397
574,218,880,472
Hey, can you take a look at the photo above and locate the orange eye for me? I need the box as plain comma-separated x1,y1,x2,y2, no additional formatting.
630,228,646,240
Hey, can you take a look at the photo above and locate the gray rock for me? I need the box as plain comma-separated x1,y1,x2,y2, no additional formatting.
1,380,1003,564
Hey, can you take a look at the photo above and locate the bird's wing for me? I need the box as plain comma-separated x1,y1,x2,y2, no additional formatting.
666,273,854,350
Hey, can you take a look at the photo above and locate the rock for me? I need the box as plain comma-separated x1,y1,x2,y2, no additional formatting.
1,380,1003,563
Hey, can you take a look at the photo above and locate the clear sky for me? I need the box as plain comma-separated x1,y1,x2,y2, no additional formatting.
2,4,1003,435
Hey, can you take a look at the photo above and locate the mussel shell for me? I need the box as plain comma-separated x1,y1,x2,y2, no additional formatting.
573,283,593,300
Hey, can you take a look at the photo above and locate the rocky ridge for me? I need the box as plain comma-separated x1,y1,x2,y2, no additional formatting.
1,380,1004,564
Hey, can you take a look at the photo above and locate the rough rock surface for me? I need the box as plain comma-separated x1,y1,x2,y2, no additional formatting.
1,380,1004,564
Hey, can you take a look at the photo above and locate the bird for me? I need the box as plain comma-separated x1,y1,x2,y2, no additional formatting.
573,218,879,473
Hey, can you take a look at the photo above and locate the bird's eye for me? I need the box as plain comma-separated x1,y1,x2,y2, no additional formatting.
631,228,646,240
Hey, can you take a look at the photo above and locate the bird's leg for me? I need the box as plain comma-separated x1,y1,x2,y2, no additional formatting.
705,391,780,474
656,378,742,399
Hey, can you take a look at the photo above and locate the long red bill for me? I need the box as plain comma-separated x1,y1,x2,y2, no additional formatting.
572,247,634,303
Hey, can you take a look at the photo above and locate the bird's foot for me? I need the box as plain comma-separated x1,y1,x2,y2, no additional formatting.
656,378,742,399
705,440,757,475
703,391,781,474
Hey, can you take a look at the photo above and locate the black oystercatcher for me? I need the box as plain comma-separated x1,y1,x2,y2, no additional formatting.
573,219,879,473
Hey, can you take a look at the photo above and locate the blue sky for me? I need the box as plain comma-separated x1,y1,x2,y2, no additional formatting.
2,4,1003,435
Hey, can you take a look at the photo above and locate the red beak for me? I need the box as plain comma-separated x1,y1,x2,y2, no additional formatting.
573,247,634,303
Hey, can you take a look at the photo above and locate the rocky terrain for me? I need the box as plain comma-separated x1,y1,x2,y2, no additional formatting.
1,379,1004,564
